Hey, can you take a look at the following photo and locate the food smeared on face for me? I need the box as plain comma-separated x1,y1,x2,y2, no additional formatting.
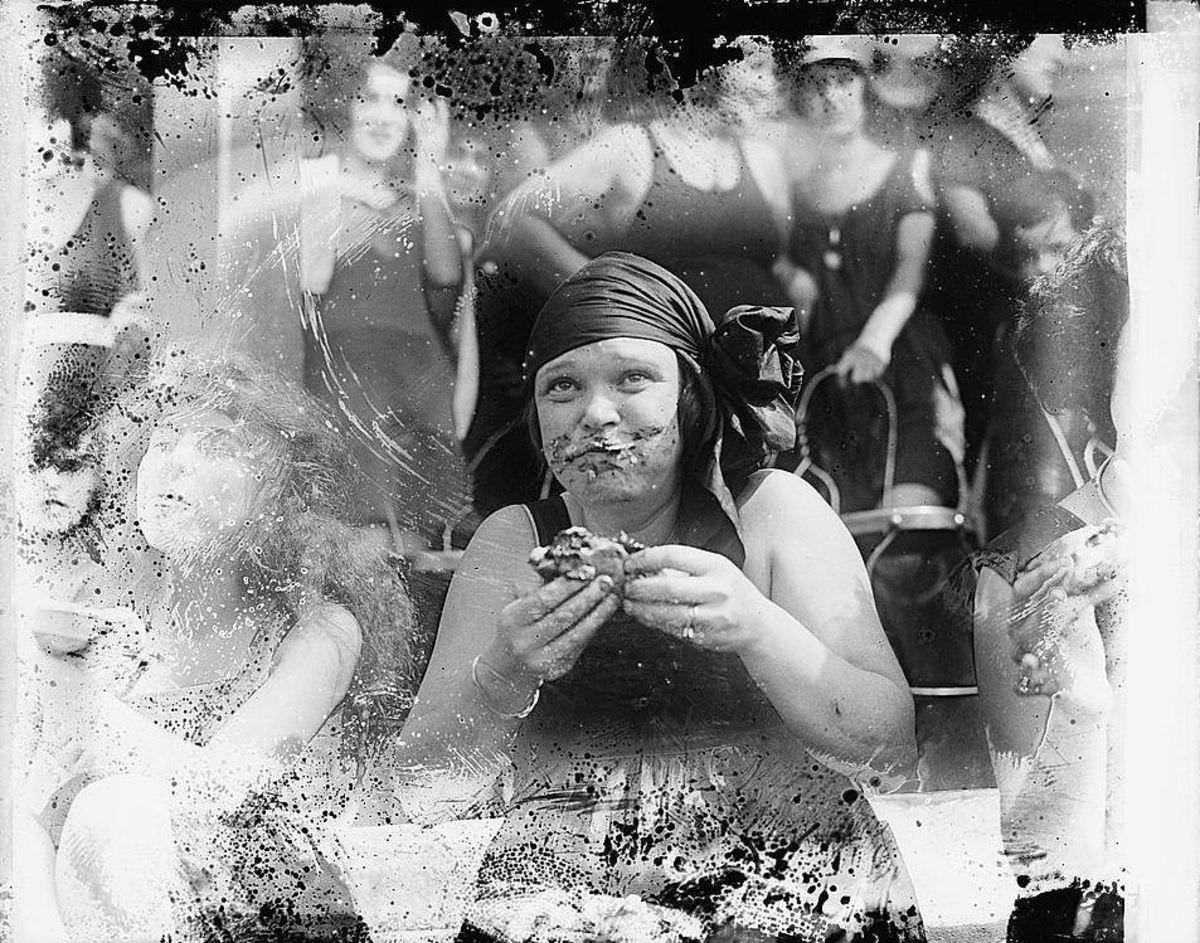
534,337,685,502
543,424,670,479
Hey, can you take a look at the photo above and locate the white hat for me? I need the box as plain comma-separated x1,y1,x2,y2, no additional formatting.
24,312,115,349
801,35,874,68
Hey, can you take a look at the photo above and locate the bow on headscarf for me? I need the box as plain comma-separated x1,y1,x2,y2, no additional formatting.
523,251,802,548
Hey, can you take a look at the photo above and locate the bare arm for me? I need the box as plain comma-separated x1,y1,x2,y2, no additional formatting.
852,210,935,365
414,98,466,291
397,505,619,820
480,124,653,296
119,185,154,292
974,559,1116,887
942,184,1000,254
207,602,361,754
398,507,538,775
736,472,916,778
451,227,480,441
35,603,361,788
623,472,916,781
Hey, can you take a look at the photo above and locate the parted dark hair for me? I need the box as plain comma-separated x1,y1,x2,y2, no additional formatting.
103,353,420,759
1011,219,1129,423
525,350,715,481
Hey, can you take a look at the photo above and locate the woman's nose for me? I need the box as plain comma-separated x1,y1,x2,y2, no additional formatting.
580,390,621,429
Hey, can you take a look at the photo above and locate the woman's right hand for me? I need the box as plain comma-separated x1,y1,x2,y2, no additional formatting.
482,574,620,690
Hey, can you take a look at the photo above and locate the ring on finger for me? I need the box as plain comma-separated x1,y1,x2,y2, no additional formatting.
681,604,698,641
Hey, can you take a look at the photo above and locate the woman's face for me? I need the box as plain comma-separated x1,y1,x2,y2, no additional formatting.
798,68,867,136
535,338,685,507
136,410,272,558
18,443,101,535
350,64,411,164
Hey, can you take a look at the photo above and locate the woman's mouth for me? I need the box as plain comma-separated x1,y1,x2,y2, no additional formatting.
547,427,668,467
566,440,636,462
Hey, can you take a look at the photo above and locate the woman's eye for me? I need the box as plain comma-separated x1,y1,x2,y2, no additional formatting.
621,371,651,387
545,377,579,396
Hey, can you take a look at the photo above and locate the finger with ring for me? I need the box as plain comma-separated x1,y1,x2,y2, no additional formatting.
681,604,698,641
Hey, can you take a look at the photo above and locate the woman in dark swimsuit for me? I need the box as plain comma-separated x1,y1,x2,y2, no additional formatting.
401,253,925,942
774,46,964,515
226,38,470,553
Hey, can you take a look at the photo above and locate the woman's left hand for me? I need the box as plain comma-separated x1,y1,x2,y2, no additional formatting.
412,96,452,169
834,343,887,385
622,545,770,652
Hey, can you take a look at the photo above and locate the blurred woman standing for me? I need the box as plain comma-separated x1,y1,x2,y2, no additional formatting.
773,39,964,514
226,36,472,555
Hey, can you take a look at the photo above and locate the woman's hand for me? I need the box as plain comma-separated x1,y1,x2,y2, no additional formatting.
483,574,621,688
1007,524,1127,696
413,97,452,172
834,342,887,385
622,545,771,653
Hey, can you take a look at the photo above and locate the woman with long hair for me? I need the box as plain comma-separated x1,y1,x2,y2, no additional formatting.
16,354,419,941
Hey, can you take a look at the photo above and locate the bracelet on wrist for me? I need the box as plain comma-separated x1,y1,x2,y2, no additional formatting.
471,655,542,720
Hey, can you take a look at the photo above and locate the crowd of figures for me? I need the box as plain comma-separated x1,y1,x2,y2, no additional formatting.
11,30,1155,943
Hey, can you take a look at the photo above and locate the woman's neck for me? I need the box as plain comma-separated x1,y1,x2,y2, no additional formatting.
165,557,252,640
567,488,682,547
340,150,393,189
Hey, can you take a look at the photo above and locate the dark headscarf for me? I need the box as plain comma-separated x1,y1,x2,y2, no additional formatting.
523,252,802,553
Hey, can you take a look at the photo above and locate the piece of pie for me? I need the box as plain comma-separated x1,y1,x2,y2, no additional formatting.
529,526,645,587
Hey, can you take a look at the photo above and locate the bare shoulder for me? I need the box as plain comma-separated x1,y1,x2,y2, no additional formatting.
559,123,652,177
737,469,864,563
452,504,542,595
737,468,843,529
275,601,363,678
461,504,539,563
